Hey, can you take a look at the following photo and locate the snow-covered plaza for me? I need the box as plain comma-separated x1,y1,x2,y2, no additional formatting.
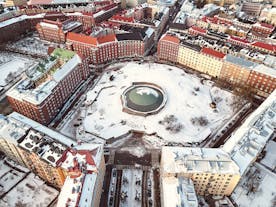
76,62,237,144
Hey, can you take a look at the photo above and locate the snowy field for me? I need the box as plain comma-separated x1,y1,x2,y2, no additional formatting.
120,169,143,207
232,163,276,207
0,52,37,86
0,173,58,207
81,62,236,144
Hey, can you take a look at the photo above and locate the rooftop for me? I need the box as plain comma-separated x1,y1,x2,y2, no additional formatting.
201,47,226,59
223,90,276,174
161,147,240,175
19,130,66,166
162,176,198,207
0,114,30,145
6,49,82,105
8,112,76,147
225,54,257,69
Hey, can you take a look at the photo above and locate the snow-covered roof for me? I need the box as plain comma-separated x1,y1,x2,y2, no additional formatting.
6,51,81,105
0,114,30,145
19,130,66,167
161,147,240,175
8,112,76,147
56,144,103,207
223,90,276,175
56,173,85,207
0,13,45,28
161,176,198,207
252,64,276,78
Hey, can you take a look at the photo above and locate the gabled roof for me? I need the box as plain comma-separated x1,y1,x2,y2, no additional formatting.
201,47,225,59
97,33,116,44
67,32,97,46
251,41,276,52
161,34,180,44
229,36,250,44
116,32,143,41
190,26,206,34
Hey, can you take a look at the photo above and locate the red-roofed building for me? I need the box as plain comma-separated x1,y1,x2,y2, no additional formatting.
188,26,207,35
67,30,152,64
56,144,105,207
195,47,225,77
251,41,276,55
36,19,83,43
67,12,95,30
251,22,275,38
227,36,250,47
158,34,180,63
110,14,134,23
201,47,226,59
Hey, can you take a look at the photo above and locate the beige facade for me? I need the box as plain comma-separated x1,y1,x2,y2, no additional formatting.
0,139,27,167
196,53,224,78
160,147,241,197
220,61,251,85
177,44,200,69
191,173,240,195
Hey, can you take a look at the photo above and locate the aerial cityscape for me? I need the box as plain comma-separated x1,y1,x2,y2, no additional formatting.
0,0,275,206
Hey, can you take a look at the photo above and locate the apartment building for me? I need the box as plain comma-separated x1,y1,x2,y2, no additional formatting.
161,147,241,196
0,112,106,206
158,32,276,97
0,112,76,188
6,48,89,125
178,41,201,70
197,47,225,78
246,65,276,97
220,54,256,86
56,144,105,207
67,27,154,64
36,19,83,43
223,90,276,175
157,34,180,63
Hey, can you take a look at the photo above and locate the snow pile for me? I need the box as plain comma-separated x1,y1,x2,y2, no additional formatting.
136,87,159,97
81,62,235,144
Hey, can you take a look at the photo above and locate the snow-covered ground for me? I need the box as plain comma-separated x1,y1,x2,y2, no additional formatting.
0,173,58,207
120,169,143,207
231,163,276,207
80,62,236,144
0,52,36,87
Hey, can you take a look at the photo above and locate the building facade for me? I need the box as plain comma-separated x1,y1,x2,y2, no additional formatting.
7,49,90,125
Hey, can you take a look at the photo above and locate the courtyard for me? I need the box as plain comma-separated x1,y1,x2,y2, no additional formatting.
72,62,238,144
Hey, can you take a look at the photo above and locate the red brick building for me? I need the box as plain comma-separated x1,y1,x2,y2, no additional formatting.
157,34,180,63
66,28,154,64
7,49,90,125
246,65,276,97
36,19,83,43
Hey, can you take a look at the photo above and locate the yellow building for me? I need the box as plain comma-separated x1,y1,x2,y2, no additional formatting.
160,147,241,196
177,43,201,69
0,113,75,188
196,47,225,78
